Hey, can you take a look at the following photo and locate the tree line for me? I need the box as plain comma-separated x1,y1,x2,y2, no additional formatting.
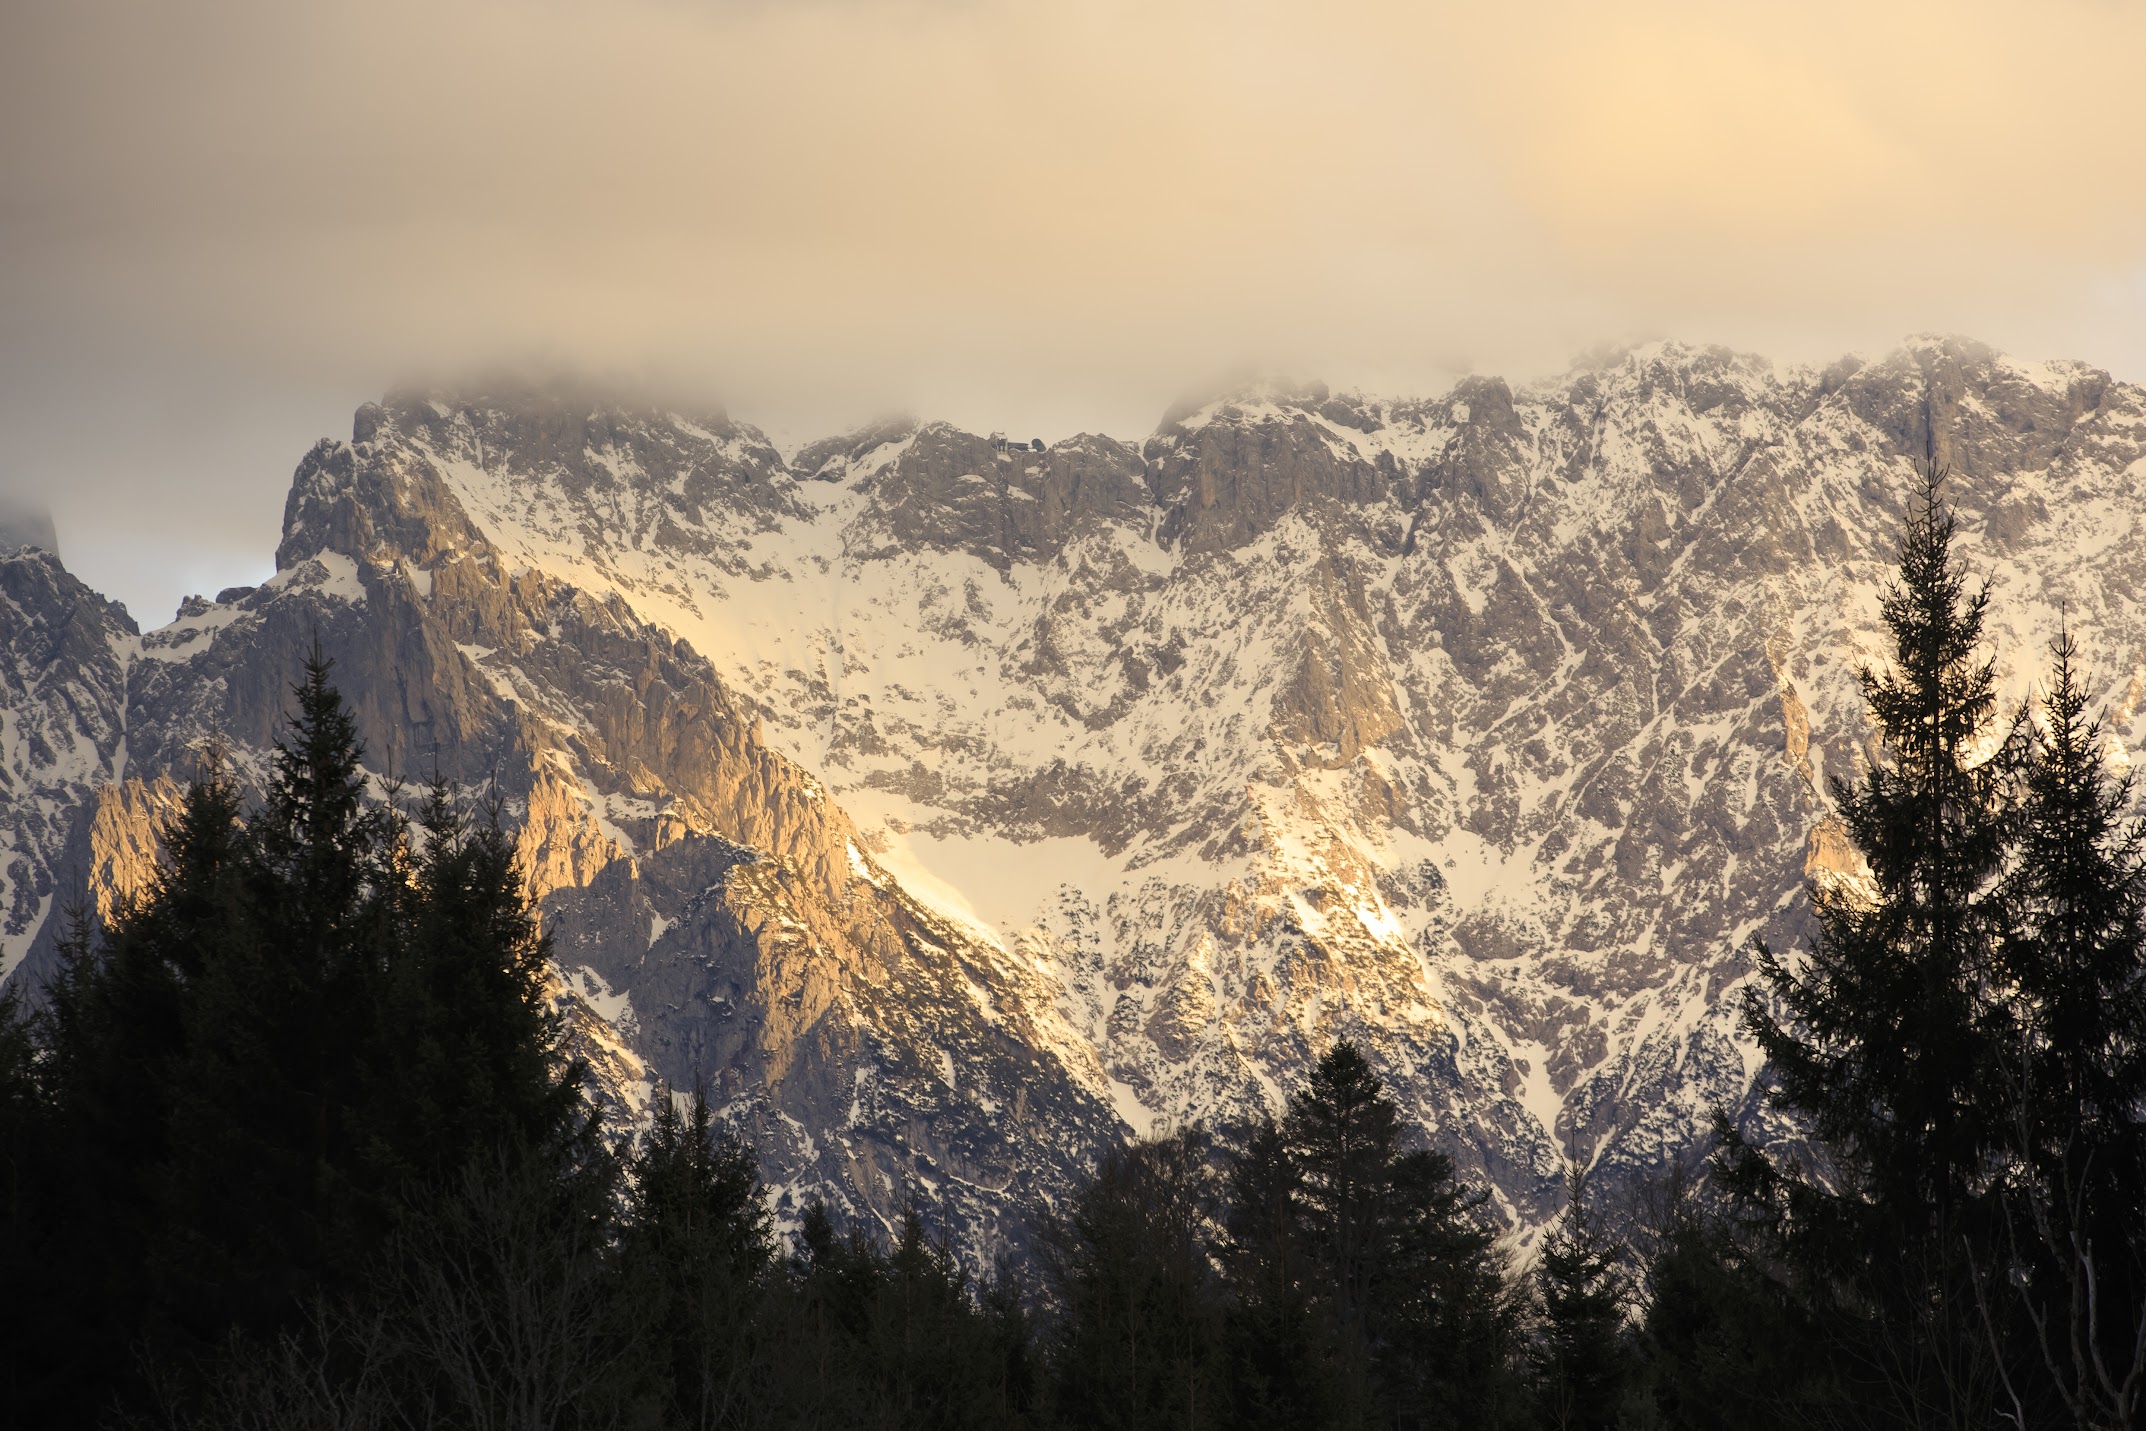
2,470,2143,1429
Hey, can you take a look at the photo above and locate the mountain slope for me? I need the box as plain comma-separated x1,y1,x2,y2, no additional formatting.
1,432,1122,1254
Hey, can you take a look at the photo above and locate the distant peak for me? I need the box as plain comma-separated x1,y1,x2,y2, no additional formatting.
792,417,921,482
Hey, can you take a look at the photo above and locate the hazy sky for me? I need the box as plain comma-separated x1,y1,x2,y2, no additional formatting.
5,0,2145,624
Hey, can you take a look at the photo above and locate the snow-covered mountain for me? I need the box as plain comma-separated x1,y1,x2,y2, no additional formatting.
5,336,2144,1247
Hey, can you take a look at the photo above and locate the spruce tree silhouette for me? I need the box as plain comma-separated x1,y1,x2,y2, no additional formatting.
1725,471,2025,1425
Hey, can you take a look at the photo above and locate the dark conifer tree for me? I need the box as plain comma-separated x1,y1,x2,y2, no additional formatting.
618,1082,775,1430
1285,1043,1401,1350
153,649,403,1347
776,1198,1038,1430
1998,627,2146,1178
878,1207,992,1427
33,763,252,1418
979,1264,1042,1430
355,774,581,1203
1726,471,2023,1424
1223,1042,1520,1430
1380,1151,1519,1429
1043,1128,1226,1431
1736,471,2014,1225
1531,1166,1631,1431
776,1199,885,1420
1983,628,2146,1428
1219,1117,1333,1431
1626,1194,1837,1431
0,984,55,1419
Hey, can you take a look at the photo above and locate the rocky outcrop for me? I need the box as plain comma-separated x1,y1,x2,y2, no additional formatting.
1146,387,1399,553
836,424,1150,570
0,550,135,981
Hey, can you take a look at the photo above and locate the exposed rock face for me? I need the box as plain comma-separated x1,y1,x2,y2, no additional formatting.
0,550,135,980
5,336,2145,1243
836,423,1151,569
1146,384,1399,552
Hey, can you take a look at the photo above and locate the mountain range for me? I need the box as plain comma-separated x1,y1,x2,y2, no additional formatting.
5,334,2143,1255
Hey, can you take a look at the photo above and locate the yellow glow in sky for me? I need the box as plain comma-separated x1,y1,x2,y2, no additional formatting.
3,0,2144,615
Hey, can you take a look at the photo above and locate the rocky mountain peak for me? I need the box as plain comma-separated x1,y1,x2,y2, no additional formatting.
840,421,1150,568
791,417,920,484
1144,388,1401,554
1830,337,2115,483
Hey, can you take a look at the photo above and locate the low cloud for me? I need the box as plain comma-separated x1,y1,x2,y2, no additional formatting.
5,0,2144,617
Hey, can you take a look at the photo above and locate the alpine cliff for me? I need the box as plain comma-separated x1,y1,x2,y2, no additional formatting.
5,336,2144,1251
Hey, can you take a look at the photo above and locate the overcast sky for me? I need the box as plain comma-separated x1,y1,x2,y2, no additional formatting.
5,0,2145,625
